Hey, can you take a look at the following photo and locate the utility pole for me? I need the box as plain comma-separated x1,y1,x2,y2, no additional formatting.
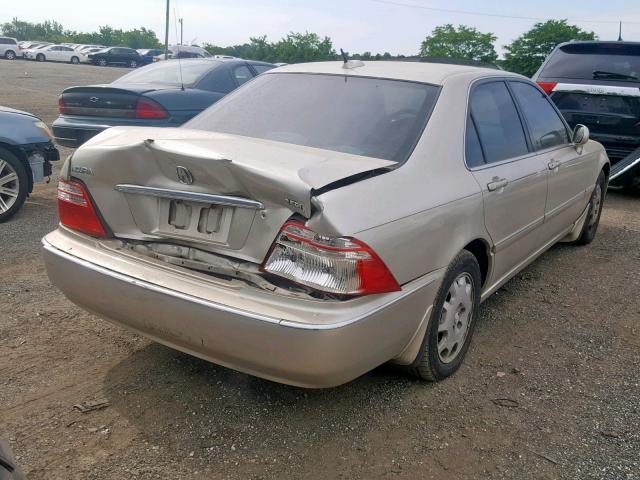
179,18,183,45
164,0,170,59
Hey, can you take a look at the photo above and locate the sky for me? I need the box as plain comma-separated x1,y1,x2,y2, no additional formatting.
4,0,640,56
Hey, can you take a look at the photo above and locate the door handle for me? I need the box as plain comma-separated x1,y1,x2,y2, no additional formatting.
548,160,561,170
487,177,509,192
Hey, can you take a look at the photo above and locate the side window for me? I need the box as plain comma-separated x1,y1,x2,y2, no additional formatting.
232,65,253,86
465,115,485,168
0,38,10,45
509,81,570,150
198,67,236,93
252,64,274,74
469,81,529,164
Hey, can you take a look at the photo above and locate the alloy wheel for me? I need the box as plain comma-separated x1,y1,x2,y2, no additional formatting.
588,183,603,228
0,158,20,214
6,51,16,60
438,272,474,363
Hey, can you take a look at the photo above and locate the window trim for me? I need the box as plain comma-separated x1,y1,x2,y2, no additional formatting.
506,79,574,153
463,77,533,170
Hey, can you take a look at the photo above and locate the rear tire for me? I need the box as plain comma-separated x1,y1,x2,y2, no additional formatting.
36,53,45,62
404,250,482,381
70,56,79,64
5,50,16,60
572,170,606,246
0,147,29,223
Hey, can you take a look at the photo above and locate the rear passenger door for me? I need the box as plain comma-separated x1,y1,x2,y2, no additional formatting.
508,80,592,240
467,80,549,285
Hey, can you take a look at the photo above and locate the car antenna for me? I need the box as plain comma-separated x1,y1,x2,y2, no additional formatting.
173,7,185,90
340,48,364,69
618,21,623,41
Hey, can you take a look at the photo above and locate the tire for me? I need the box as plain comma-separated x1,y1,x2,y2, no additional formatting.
97,58,108,67
572,170,606,246
404,250,482,381
5,50,16,60
36,53,45,62
0,147,29,223
70,56,79,64
128,59,138,68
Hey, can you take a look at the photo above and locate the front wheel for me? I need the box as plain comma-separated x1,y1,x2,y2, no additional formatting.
405,250,482,381
36,53,45,62
128,59,138,68
572,170,606,246
0,147,29,223
97,58,108,67
70,56,79,64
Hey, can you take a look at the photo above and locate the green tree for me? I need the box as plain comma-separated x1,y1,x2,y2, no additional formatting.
273,32,336,63
420,24,497,63
503,20,596,76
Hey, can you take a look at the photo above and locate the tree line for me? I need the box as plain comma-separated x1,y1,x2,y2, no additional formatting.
1,17,596,77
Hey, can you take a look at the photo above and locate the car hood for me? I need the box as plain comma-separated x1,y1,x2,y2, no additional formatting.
0,105,36,118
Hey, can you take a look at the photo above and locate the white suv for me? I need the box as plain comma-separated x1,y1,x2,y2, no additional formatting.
0,37,21,60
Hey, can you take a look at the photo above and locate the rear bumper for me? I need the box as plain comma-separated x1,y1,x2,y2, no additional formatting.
42,228,441,388
52,117,109,148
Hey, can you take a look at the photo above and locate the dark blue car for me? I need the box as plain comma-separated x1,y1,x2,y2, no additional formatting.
0,106,60,222
52,58,276,148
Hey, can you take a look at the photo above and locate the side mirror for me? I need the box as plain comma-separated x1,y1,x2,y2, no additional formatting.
573,124,589,146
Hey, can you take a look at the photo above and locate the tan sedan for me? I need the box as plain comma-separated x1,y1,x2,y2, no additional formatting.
43,61,609,387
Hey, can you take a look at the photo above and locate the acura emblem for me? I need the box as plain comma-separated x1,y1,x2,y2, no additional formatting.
176,166,194,185
89,96,99,103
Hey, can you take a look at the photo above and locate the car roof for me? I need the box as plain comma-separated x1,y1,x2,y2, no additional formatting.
556,40,640,48
271,61,518,85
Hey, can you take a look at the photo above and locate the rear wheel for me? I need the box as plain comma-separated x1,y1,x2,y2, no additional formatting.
70,56,79,64
0,147,29,223
36,53,45,62
5,50,16,60
572,170,606,246
405,250,481,381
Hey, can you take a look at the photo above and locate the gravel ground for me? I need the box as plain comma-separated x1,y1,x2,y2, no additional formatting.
0,59,639,480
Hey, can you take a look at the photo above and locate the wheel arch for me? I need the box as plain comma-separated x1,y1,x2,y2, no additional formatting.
0,142,33,193
463,238,491,289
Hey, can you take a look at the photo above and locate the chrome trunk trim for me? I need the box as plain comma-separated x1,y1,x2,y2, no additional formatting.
114,184,264,209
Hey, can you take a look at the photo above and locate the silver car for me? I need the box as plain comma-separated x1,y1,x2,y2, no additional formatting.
43,61,609,387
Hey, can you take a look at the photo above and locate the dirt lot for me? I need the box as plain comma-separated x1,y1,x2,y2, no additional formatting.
0,59,639,480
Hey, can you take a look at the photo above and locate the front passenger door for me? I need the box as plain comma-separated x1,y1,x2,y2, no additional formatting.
467,80,549,286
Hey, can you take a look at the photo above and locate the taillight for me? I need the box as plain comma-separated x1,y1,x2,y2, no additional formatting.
261,222,400,296
57,179,107,238
537,82,557,95
58,96,69,114
135,97,168,119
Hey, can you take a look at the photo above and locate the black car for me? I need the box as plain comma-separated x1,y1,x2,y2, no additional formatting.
137,48,164,64
0,106,60,222
53,58,276,147
88,47,142,68
533,41,640,189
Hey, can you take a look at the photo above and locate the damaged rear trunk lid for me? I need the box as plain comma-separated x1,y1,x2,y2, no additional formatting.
68,126,394,264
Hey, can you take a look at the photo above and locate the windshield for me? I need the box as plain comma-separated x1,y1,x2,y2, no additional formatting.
541,43,640,82
186,73,439,162
114,60,217,86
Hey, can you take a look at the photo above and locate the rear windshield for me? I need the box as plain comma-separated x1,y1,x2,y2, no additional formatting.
114,60,217,87
186,73,439,162
541,43,640,82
